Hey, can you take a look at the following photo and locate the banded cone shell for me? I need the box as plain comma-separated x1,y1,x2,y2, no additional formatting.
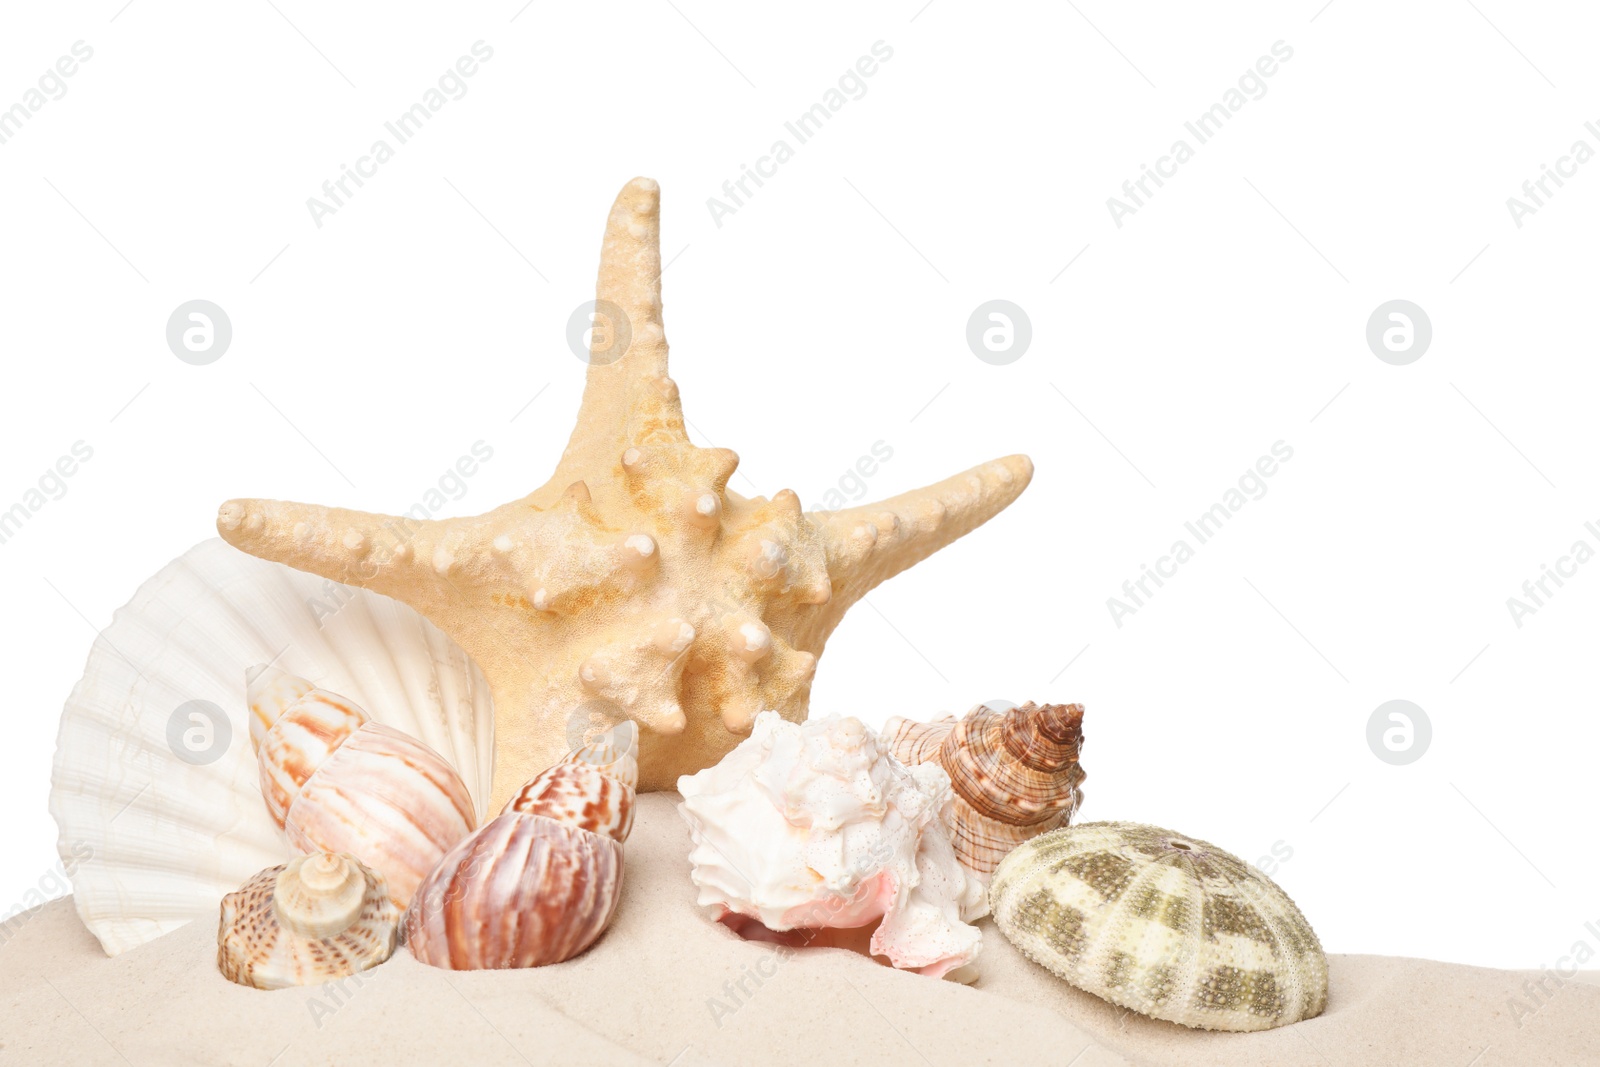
218,852,399,990
885,701,1086,884
989,823,1328,1032
406,721,636,970
251,666,477,909
405,813,624,970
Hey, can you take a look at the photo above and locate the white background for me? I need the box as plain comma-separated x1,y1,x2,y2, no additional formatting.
2,1,1596,970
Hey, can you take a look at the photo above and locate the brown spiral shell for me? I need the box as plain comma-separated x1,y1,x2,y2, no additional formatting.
945,701,1085,826
886,701,1086,883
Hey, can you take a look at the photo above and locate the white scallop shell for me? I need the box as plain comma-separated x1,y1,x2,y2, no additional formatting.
48,539,494,956
676,712,985,981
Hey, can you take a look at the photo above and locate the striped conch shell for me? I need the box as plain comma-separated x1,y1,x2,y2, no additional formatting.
990,823,1328,1032
405,722,637,970
885,701,1085,890
217,852,399,989
249,665,477,909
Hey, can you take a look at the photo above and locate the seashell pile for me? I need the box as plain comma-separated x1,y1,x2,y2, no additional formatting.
989,822,1328,1032
405,722,638,970
48,539,494,957
251,666,478,910
677,712,985,981
218,852,399,990
886,701,1086,891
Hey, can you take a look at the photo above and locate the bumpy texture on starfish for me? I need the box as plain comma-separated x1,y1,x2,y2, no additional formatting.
218,177,1033,807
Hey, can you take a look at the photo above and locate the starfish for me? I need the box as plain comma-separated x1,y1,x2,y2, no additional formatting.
218,177,1033,807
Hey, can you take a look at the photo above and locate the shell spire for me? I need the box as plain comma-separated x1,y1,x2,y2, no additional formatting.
217,177,1034,808
218,852,399,990
503,721,639,841
886,701,1086,888
954,701,1085,825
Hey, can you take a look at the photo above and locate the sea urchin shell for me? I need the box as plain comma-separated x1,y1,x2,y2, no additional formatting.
989,822,1328,1032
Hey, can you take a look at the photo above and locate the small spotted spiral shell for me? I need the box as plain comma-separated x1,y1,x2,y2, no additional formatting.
217,852,399,990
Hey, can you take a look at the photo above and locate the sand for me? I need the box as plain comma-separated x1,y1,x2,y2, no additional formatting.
3,795,1595,1066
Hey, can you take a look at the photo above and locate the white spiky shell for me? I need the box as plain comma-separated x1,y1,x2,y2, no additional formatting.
989,822,1329,1032
676,712,985,981
48,539,495,957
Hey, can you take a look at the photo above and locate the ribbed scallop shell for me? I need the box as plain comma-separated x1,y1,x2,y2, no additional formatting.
48,539,494,956
989,822,1328,1033
217,853,399,990
405,814,624,969
885,701,1085,883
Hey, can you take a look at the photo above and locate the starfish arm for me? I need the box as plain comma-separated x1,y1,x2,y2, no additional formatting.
807,453,1034,623
543,177,686,505
216,497,447,606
